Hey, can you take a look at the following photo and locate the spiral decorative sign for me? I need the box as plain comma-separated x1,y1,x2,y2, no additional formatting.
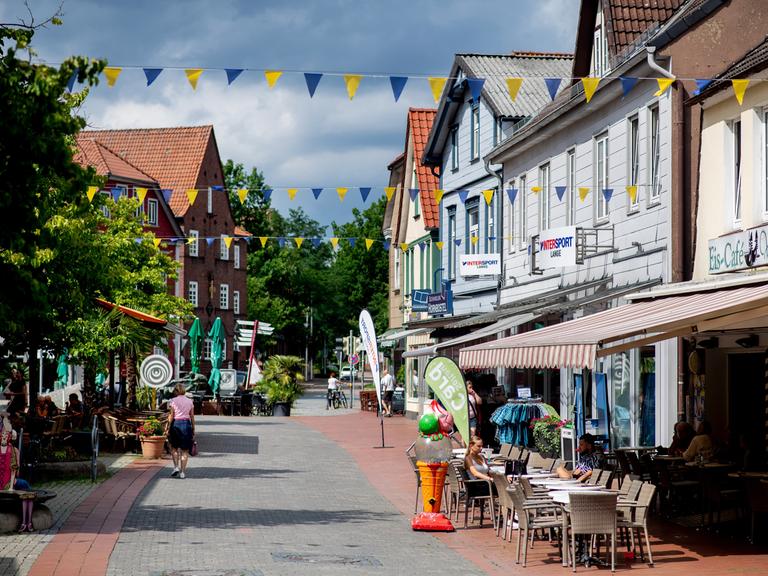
139,354,173,388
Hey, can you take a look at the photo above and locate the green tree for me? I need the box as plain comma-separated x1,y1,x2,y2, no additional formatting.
224,160,270,235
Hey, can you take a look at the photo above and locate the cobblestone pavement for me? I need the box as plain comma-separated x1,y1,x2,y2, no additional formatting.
0,453,137,576
107,417,484,576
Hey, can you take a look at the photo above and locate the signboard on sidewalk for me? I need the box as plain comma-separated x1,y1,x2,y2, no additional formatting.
708,224,768,274
536,226,577,269
460,254,501,276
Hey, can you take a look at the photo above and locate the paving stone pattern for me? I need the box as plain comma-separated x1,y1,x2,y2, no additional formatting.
108,417,484,576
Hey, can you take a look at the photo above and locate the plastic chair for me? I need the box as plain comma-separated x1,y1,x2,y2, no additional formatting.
445,459,465,521
508,486,564,567
528,451,547,470
567,492,618,572
617,482,656,565
491,471,515,541
450,460,496,529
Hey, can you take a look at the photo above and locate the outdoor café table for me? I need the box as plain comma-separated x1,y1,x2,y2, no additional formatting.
520,472,557,479
654,455,684,463
685,462,735,526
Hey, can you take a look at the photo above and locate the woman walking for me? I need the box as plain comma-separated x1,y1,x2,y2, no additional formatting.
166,383,195,479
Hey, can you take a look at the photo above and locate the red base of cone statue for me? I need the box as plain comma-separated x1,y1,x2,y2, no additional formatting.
411,461,454,532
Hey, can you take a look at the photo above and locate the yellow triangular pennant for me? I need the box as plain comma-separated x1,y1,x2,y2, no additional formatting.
654,77,675,97
287,188,298,201
384,187,396,201
294,237,304,248
626,185,638,204
223,236,233,249
428,77,447,103
185,68,203,90
259,236,268,248
153,238,162,248
732,79,750,105
531,186,542,194
265,70,283,88
86,186,99,202
470,235,479,246
433,189,444,204
435,241,444,251
186,237,195,245
343,74,362,100
237,188,248,204
330,237,339,249
579,187,590,202
506,77,523,101
400,242,409,252
581,77,600,103
104,67,122,87
186,189,198,206
365,238,374,251
482,189,495,206
337,187,348,201
135,187,148,203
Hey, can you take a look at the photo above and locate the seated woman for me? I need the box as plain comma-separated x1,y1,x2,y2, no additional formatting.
464,435,492,481
683,420,714,462
668,421,695,457
34,396,49,420
557,433,601,482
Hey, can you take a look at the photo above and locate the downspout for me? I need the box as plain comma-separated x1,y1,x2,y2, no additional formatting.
484,158,504,308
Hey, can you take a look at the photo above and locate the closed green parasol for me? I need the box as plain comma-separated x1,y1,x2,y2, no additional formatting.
188,318,203,375
208,317,224,395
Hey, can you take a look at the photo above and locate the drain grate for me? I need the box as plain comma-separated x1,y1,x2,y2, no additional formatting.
272,552,382,567
151,571,263,576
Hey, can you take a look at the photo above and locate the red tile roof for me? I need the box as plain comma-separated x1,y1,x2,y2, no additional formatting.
74,139,157,185
606,0,685,57
77,126,215,216
407,108,439,229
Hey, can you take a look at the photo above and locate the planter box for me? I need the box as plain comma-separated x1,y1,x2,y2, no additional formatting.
272,402,291,417
139,436,166,459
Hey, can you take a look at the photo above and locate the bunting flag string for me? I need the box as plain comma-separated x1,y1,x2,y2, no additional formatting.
103,67,122,87
304,72,322,97
185,68,203,90
581,77,600,103
428,77,447,103
226,68,244,85
265,70,283,88
389,76,408,102
343,74,362,100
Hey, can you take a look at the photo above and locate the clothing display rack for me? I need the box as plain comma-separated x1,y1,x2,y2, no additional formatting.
490,399,557,447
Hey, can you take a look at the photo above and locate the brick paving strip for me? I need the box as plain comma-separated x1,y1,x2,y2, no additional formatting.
26,458,165,576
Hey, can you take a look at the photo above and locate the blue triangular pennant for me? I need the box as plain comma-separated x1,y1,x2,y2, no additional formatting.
620,76,638,96
225,69,244,85
418,243,426,251
143,68,163,86
277,237,285,248
359,187,372,202
488,236,496,242
458,190,470,204
133,238,142,245
389,76,408,102
693,79,713,96
311,238,322,248
545,78,561,100
161,189,173,204
383,239,391,251
602,188,613,202
555,186,566,201
311,188,323,199
467,78,485,102
454,239,462,247
111,187,124,202
211,185,223,191
206,237,215,246
409,188,419,201
506,188,518,204
304,73,323,97
262,188,273,202
348,238,356,248
67,69,78,92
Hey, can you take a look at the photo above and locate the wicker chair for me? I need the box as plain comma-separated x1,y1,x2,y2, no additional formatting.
617,482,656,565
508,486,564,567
449,460,496,529
491,471,515,541
541,457,556,472
445,459,465,521
586,468,603,485
102,414,135,452
528,451,548,470
567,492,618,572
518,476,553,500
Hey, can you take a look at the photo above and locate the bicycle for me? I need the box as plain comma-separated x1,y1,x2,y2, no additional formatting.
329,388,348,409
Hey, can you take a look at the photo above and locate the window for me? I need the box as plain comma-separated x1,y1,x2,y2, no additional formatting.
450,126,459,171
409,248,415,293
233,290,240,315
538,163,550,231
447,209,457,279
628,116,640,211
493,116,504,147
595,132,610,222
207,187,213,214
188,230,199,257
404,250,410,294
146,198,159,226
731,118,742,225
233,244,240,269
394,248,401,290
470,104,480,160
518,174,527,248
204,338,212,362
188,281,198,307
566,149,576,225
508,179,516,252
485,191,496,252
219,284,229,310
419,244,425,288
467,201,480,255
649,105,661,203
219,235,229,260
593,1,609,77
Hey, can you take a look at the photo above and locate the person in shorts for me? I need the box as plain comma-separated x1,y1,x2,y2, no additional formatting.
381,369,396,417
327,372,340,410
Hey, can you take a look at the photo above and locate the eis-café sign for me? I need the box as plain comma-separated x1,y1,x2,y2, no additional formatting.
708,225,768,274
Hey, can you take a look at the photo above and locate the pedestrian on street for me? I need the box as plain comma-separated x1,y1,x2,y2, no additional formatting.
327,372,340,410
466,379,481,437
381,369,396,417
4,368,27,417
167,383,195,479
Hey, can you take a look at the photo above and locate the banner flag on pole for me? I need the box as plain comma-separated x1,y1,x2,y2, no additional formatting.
87,186,99,202
162,189,173,204
384,187,396,201
359,309,382,414
507,188,518,204
344,74,362,100
330,237,339,249
482,189,494,206
582,77,600,103
265,70,283,88
185,69,203,90
104,67,122,87
223,236,233,249
143,68,163,86
531,186,542,194
360,187,372,202
135,187,148,203
545,77,561,100
693,79,712,95
424,356,470,444
428,77,447,103
294,237,304,248
408,188,419,201
555,186,566,201
389,76,408,102
237,188,248,204
304,72,323,97
506,77,523,101
259,236,268,248
433,189,444,204
263,188,273,202
67,70,78,92
287,188,298,201
225,68,243,85
626,185,638,204
602,188,613,202
458,190,469,204
435,241,444,250
467,77,485,102
186,189,198,206
619,76,638,96
654,77,675,96
337,187,348,201
365,238,374,251
732,79,749,105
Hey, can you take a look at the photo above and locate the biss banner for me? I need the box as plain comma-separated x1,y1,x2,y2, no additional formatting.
537,226,577,269
459,254,501,276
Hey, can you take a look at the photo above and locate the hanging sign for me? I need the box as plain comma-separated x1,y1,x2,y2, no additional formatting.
460,254,501,276
424,356,469,443
708,224,768,274
428,292,452,316
537,226,577,269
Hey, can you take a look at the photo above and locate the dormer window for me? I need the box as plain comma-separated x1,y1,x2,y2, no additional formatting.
593,0,609,77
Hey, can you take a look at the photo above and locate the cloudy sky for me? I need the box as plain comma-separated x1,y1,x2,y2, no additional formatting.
3,0,579,227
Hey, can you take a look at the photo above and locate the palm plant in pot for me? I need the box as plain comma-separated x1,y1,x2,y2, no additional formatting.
260,355,305,416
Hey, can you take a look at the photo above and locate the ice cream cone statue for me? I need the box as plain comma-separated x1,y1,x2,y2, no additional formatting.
411,413,455,531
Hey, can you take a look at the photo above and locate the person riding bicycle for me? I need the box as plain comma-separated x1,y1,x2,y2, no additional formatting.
327,372,341,410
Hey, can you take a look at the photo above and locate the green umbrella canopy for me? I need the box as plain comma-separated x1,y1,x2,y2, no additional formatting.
188,318,203,375
208,317,225,395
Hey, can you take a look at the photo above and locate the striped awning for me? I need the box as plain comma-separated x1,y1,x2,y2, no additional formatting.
459,283,768,370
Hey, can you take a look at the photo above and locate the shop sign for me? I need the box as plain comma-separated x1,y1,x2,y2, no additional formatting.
460,253,501,276
411,289,430,312
427,292,452,316
708,224,768,274
537,226,577,269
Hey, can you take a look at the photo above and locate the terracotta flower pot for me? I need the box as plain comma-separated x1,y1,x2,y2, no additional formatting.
139,436,165,459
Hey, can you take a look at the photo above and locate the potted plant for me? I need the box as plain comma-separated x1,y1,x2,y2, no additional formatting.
259,355,305,416
136,416,165,459
530,415,571,458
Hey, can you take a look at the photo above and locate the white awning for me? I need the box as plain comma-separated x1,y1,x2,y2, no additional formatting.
379,327,429,347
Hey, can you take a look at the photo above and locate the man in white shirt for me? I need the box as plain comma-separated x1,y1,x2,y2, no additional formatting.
327,372,340,410
380,369,396,417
